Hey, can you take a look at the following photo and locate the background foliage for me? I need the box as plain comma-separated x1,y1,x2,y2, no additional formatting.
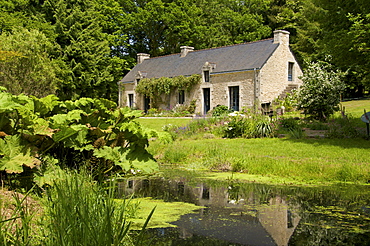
0,0,369,99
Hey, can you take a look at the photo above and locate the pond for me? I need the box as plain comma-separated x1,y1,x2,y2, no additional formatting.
118,171,370,245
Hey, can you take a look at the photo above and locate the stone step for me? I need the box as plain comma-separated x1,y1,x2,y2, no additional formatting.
277,84,299,99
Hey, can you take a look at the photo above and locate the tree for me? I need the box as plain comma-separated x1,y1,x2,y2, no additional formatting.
41,0,132,101
297,61,346,120
124,0,272,57
348,13,370,93
0,28,60,97
262,0,324,66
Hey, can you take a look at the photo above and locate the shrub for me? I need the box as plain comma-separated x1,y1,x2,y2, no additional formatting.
211,105,231,117
273,90,298,112
223,115,247,138
297,61,346,120
187,100,197,114
279,117,301,131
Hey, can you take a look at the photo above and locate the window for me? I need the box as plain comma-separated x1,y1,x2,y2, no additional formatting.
204,70,210,82
288,62,294,81
128,94,134,108
136,78,141,85
178,90,185,104
229,86,239,111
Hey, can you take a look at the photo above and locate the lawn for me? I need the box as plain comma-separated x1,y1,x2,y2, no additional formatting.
143,99,370,185
340,98,370,118
151,138,370,185
136,117,192,132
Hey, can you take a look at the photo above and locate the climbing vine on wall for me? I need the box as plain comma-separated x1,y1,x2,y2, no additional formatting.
135,74,201,102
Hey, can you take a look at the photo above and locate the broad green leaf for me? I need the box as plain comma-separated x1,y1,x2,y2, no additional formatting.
31,118,53,136
130,158,158,174
93,146,158,173
53,124,93,151
53,124,87,142
34,157,66,187
0,153,36,173
0,135,40,173
32,94,60,117
49,109,84,127
0,92,18,113
94,146,131,171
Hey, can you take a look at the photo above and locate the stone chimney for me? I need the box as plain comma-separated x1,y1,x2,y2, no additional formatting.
137,53,150,64
180,46,194,57
273,30,290,45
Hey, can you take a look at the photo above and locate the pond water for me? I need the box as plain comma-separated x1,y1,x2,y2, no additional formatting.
118,171,370,246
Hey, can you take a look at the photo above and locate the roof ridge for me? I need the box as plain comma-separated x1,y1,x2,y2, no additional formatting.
146,38,274,60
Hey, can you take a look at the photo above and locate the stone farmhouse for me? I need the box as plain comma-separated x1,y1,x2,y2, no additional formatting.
118,30,302,114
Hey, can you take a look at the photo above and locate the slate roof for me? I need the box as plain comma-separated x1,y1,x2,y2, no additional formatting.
120,38,279,83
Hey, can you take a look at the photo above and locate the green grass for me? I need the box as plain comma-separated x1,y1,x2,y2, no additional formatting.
150,138,370,185
143,99,370,185
341,98,370,118
136,117,192,132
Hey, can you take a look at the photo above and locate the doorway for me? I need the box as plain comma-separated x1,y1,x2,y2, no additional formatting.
144,95,150,113
203,88,211,114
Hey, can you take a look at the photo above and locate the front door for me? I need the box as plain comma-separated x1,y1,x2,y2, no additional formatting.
144,95,150,113
203,88,211,114
128,94,134,108
229,86,239,111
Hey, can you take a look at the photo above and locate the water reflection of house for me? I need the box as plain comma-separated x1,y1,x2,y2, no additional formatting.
258,196,300,246
118,178,300,246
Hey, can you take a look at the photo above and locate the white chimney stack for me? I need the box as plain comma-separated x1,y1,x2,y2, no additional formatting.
180,46,194,57
137,53,150,64
273,30,290,45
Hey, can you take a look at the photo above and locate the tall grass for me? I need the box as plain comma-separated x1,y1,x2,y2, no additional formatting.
0,188,41,246
44,173,133,246
0,172,154,246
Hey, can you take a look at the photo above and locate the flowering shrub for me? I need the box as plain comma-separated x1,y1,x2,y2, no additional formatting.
297,61,346,120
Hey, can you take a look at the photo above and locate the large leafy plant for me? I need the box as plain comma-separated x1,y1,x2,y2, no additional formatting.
0,90,158,187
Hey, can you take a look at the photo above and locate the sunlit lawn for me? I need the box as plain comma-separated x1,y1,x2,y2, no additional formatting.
340,98,370,118
136,117,192,131
151,138,370,184
141,99,370,184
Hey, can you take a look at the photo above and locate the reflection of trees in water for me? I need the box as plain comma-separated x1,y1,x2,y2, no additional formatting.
118,176,370,245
